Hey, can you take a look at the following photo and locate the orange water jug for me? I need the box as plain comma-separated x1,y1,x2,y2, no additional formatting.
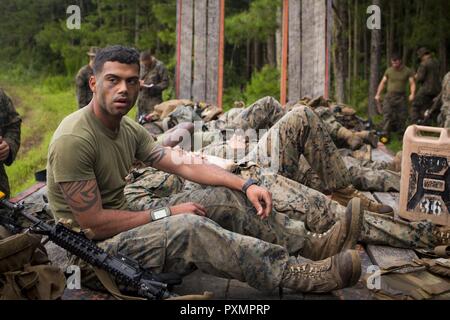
399,125,450,226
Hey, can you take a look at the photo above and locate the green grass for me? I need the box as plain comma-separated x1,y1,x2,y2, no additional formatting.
369,114,403,154
385,132,403,154
0,73,137,196
0,80,76,196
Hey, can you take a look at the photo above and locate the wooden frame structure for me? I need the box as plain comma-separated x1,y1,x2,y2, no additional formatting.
176,0,332,109
176,0,225,109
280,0,333,105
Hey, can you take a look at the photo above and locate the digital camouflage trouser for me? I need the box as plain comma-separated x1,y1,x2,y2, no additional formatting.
338,150,400,192
203,101,395,194
218,96,285,132
382,92,408,134
103,185,325,292
242,105,351,193
312,106,343,144
411,90,437,125
121,165,441,288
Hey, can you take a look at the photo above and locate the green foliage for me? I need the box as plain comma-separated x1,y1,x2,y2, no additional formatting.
0,78,76,196
42,76,73,93
225,0,280,44
223,86,245,112
243,65,280,105
348,78,370,117
221,64,281,112
385,132,403,154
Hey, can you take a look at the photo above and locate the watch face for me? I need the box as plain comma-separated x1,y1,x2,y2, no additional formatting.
153,208,168,220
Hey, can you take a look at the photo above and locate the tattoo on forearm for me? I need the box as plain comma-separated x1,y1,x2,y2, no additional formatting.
60,180,99,212
145,145,166,166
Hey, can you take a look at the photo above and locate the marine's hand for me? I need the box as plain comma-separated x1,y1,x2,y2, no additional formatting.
246,185,272,219
408,93,415,103
169,202,207,217
0,139,10,161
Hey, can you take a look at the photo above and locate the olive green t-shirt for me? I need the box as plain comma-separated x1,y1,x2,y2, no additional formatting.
384,66,414,94
47,106,157,224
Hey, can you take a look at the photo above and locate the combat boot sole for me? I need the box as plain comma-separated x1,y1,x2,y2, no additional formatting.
282,249,362,293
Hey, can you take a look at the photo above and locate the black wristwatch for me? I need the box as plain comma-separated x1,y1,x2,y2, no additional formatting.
150,207,172,221
241,178,259,194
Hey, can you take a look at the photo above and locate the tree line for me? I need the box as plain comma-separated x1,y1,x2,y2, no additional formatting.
0,0,448,110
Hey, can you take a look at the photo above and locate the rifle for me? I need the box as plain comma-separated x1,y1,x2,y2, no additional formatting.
0,191,182,300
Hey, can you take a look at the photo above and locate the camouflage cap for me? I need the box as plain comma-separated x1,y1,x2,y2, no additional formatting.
417,47,431,58
87,46,101,57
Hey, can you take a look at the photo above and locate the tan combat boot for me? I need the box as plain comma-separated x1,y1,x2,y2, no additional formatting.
337,127,363,150
354,130,379,148
302,198,363,261
331,185,394,215
281,250,361,293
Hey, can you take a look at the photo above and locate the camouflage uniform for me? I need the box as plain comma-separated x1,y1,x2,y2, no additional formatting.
242,105,351,193
0,89,21,197
137,59,169,120
199,100,393,193
438,72,450,128
411,57,441,124
207,96,285,132
123,162,441,263
118,106,444,288
382,92,408,134
339,151,400,192
152,96,286,152
75,65,94,109
154,96,285,133
311,106,346,146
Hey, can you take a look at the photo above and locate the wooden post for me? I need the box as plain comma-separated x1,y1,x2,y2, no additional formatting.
281,0,332,104
280,0,289,106
176,0,193,100
288,0,301,104
217,0,224,109
176,0,223,108
193,0,207,102
206,0,219,106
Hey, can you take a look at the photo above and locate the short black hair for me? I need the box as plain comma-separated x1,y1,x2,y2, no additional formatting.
391,53,402,61
93,45,140,75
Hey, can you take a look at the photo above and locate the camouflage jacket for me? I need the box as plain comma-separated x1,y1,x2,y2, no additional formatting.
137,59,169,117
0,89,22,197
75,64,94,109
140,59,169,96
416,57,441,96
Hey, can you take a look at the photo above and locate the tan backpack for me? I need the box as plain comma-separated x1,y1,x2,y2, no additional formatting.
0,227,66,300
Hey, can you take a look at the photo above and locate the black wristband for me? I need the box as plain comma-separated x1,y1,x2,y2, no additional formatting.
241,178,258,194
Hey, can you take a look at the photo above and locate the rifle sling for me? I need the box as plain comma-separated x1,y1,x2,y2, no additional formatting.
92,267,146,300
93,267,214,300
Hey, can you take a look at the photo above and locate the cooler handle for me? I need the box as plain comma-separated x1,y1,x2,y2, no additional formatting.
413,125,449,142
